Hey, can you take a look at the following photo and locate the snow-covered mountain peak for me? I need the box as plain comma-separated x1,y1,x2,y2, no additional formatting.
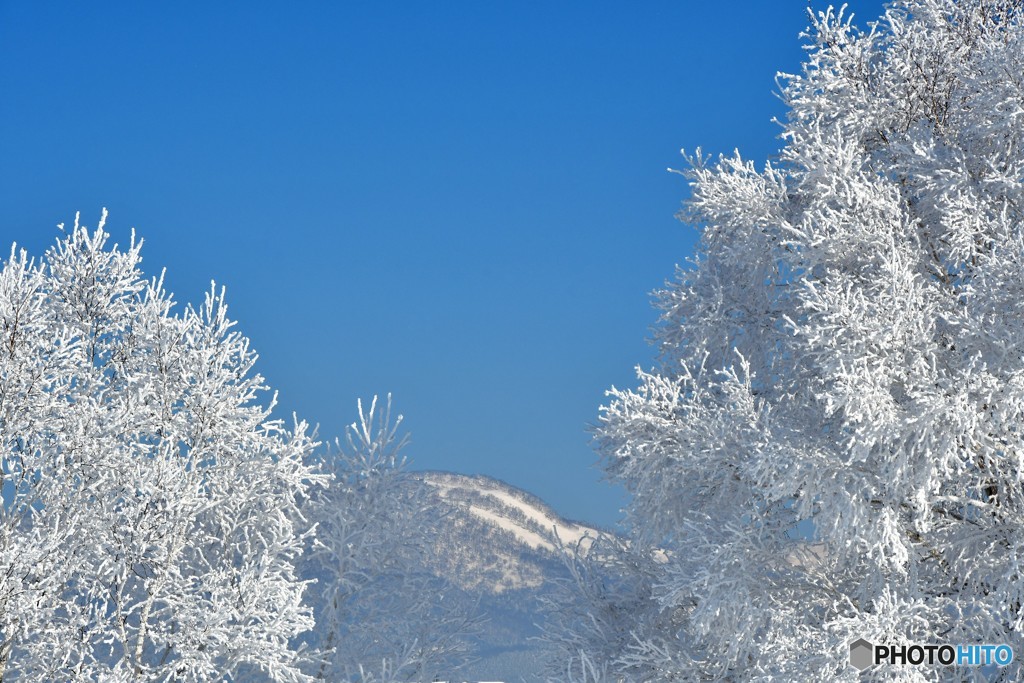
421,471,599,552
407,471,611,679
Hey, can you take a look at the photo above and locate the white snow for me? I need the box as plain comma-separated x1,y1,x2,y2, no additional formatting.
460,503,556,551
423,473,599,555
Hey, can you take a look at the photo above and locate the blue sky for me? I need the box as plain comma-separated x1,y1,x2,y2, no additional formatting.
1,1,886,528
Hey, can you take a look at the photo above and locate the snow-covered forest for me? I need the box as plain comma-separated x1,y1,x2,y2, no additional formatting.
3,0,1023,680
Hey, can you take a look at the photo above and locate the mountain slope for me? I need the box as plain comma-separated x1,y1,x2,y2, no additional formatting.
409,471,610,681
419,471,601,592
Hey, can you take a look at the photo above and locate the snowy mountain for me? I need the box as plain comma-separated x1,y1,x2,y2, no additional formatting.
410,471,608,681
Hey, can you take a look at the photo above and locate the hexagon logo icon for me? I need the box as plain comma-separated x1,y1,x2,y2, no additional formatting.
849,638,874,671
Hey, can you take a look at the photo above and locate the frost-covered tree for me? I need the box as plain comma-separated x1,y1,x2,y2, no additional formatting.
584,1,1024,680
539,534,668,683
303,396,479,682
0,213,323,681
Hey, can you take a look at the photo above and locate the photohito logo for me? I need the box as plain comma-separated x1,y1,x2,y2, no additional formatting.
849,638,1013,671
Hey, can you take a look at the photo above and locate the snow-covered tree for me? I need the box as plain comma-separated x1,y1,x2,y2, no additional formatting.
539,534,669,683
0,213,323,681
584,1,1024,680
303,396,479,682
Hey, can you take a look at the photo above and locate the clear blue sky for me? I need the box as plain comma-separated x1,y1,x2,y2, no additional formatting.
1,1,886,528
